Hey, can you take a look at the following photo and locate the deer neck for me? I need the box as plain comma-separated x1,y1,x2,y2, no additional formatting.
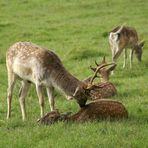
100,72,109,83
51,67,83,96
100,77,108,83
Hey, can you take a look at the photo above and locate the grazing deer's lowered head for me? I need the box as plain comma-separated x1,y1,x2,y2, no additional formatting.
109,25,145,69
6,42,90,120
38,99,128,125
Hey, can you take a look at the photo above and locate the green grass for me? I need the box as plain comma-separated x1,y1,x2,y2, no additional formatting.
0,0,148,147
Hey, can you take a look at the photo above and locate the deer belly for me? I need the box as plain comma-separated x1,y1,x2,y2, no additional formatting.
12,58,53,87
13,62,34,81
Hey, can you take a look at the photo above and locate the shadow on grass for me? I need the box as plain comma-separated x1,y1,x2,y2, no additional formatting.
115,65,146,79
127,114,148,124
0,53,6,64
0,22,13,28
117,88,143,98
67,49,108,61
21,32,33,38
102,31,109,38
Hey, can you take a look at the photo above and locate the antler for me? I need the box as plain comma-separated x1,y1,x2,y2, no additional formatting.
90,56,107,72
90,63,115,84
102,56,106,64
90,65,96,72
95,60,99,66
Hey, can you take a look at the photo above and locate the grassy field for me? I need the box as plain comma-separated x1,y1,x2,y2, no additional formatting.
0,0,148,147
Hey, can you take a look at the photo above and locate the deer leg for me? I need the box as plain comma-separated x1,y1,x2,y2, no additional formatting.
6,72,17,119
129,49,134,68
46,87,55,111
111,47,116,63
123,49,127,68
113,47,124,63
36,85,44,117
111,47,117,75
111,47,123,74
19,81,30,121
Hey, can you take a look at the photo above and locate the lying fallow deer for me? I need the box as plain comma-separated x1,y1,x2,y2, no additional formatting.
6,42,90,120
109,25,145,68
38,99,128,124
83,57,117,100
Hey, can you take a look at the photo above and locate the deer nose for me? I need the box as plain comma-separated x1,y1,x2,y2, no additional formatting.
77,98,87,108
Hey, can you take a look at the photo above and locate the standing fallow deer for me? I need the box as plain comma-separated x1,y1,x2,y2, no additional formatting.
6,42,90,120
38,99,128,124
83,57,117,100
109,25,145,69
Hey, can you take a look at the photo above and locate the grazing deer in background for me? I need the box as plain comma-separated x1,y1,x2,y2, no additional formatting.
109,25,145,69
38,99,128,124
83,57,117,100
6,42,90,120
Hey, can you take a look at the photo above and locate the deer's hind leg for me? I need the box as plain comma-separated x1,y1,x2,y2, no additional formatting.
19,80,30,120
6,71,17,119
123,48,127,68
111,45,124,74
129,49,134,68
112,46,124,63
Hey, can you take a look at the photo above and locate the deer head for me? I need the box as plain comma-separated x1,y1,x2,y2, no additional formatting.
90,57,116,83
72,84,90,107
134,40,145,62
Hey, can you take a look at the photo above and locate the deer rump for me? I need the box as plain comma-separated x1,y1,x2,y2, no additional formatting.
38,99,128,125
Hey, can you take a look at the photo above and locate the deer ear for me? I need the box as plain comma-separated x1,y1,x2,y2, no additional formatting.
102,56,106,63
139,40,145,48
107,63,117,72
72,86,79,97
73,85,86,97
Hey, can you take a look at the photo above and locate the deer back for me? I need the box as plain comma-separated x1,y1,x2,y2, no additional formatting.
38,99,128,124
89,82,117,100
6,42,88,107
109,26,139,49
70,99,128,122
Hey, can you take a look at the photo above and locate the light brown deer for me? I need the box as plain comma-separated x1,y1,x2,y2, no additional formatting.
83,57,117,100
38,99,128,124
6,42,90,120
109,25,145,69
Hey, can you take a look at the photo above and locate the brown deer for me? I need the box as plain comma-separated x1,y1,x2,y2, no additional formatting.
6,42,90,120
38,99,128,124
109,25,145,69
83,57,117,100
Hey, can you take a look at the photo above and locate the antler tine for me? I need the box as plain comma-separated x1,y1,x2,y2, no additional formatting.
90,65,96,72
95,60,99,66
90,72,98,84
90,63,114,84
102,56,106,63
